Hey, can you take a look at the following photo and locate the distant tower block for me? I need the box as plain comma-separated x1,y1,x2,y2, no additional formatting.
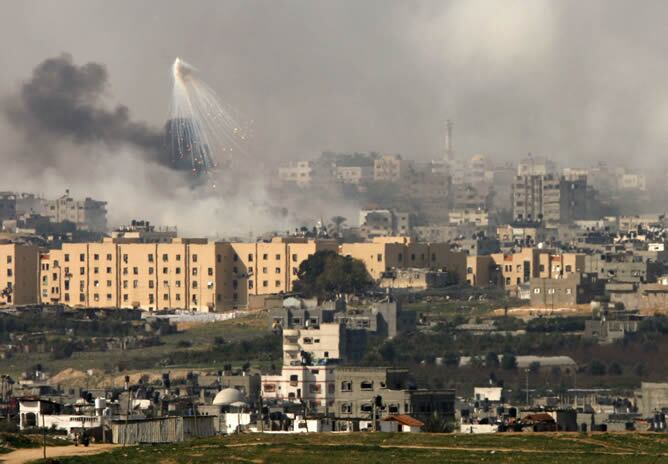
444,120,454,161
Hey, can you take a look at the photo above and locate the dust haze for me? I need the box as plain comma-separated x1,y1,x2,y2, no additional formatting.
1,0,668,234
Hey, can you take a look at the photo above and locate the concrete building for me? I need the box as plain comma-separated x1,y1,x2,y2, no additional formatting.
373,154,410,182
43,192,108,232
340,238,467,282
530,273,602,307
335,165,373,185
0,243,39,306
512,174,587,225
334,367,455,425
39,236,338,311
448,209,489,226
636,382,668,416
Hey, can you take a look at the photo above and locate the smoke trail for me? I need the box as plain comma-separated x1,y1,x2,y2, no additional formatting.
3,53,165,164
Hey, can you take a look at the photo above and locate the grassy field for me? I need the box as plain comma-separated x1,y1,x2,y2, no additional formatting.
0,312,271,381
49,432,668,464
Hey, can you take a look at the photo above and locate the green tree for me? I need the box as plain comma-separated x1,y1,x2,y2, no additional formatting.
590,360,606,376
501,354,517,370
485,352,500,368
293,250,372,298
608,362,623,376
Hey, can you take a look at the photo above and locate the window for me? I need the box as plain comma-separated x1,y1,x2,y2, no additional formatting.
175,294,181,301
149,294,154,304
106,294,112,300
360,403,373,413
377,254,382,262
275,280,281,287
248,281,254,289
148,267,154,275
93,254,99,261
149,280,154,289
248,254,253,262
192,268,198,276
293,267,298,276
123,254,128,263
208,267,213,276
123,280,128,289
106,254,112,261
123,267,128,275
275,267,281,274
64,293,70,302
79,293,85,302
163,267,169,274
175,280,181,288
309,384,321,394
79,267,85,275
262,267,268,273
232,280,238,289
534,288,541,294
303,337,313,344
263,280,268,287
216,254,222,263
262,253,268,260
6,269,12,277
133,267,138,275
93,294,99,302
341,381,352,392
106,267,112,273
565,265,572,272
176,254,181,261
292,254,298,262
162,254,168,262
192,281,198,289
80,254,85,262
64,254,70,262
548,288,555,294
133,280,138,289
341,403,352,413
263,384,276,393
233,254,238,262
106,280,112,287
276,254,281,260
93,280,100,287
176,267,181,275
148,254,154,262
360,380,374,390
192,254,198,263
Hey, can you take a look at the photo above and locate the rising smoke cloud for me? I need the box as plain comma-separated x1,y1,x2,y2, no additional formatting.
0,53,356,236
4,53,164,166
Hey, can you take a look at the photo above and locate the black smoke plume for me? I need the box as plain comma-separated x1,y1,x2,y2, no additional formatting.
4,53,165,163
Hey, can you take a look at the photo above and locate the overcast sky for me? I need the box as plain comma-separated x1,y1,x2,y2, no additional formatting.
2,0,668,169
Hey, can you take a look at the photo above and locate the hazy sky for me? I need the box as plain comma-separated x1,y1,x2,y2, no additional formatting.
2,0,668,169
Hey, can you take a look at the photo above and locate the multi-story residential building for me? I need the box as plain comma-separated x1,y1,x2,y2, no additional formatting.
513,174,587,225
358,209,413,238
530,273,603,307
278,161,333,188
261,322,343,411
335,165,373,185
43,192,107,232
0,243,39,306
340,237,467,281
517,155,557,176
373,154,410,182
0,193,17,223
334,367,455,427
490,249,585,289
448,208,489,226
39,237,339,311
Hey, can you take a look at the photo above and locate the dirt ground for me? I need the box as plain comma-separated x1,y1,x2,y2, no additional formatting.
0,444,119,464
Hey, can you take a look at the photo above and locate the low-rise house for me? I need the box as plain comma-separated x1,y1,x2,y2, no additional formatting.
379,414,424,433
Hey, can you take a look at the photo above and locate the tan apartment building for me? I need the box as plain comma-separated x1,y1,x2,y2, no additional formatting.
490,249,585,288
0,243,39,306
373,154,409,182
40,237,339,311
340,238,467,283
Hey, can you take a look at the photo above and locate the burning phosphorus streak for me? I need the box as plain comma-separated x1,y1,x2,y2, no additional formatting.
169,57,242,176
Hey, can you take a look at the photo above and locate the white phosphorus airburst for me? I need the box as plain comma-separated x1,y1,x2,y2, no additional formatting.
169,57,242,177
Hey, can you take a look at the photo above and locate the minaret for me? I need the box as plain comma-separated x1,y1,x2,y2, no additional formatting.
444,120,454,161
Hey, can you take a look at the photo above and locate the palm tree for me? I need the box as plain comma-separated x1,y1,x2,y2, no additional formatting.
329,216,347,237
